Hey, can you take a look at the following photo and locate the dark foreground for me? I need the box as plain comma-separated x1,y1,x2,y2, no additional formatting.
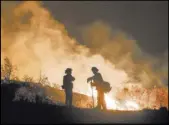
1,83,168,124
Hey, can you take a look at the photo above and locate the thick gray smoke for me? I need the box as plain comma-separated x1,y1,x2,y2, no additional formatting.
1,1,168,110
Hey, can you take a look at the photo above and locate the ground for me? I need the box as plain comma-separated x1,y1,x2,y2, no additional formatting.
1,82,168,124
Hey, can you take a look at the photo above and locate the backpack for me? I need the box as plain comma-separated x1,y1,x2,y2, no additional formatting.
102,81,112,93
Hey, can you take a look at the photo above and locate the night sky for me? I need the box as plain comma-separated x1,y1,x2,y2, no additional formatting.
42,1,168,57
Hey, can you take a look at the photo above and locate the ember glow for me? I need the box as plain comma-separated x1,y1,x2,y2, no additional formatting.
87,89,141,111
1,1,168,110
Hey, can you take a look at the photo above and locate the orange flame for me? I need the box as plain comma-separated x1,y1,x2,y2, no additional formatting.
1,1,168,110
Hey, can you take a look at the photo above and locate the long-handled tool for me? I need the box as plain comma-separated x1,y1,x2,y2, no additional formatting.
90,82,95,108
87,78,95,108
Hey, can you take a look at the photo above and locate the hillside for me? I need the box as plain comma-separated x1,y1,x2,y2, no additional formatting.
1,80,93,108
1,82,168,124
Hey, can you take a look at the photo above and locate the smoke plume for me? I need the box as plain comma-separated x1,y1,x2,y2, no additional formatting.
80,21,168,88
1,1,168,108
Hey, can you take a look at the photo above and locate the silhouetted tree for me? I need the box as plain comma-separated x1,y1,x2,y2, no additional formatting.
23,75,34,83
37,70,49,86
1,57,17,81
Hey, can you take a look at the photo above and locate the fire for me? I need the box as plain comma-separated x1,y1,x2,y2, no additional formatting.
125,100,140,110
1,1,168,110
105,95,118,110
105,95,141,111
87,88,140,111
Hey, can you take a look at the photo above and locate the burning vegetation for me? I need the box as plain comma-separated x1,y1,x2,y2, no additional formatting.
1,1,168,111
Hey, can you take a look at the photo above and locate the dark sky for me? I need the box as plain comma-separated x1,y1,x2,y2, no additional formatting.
42,1,168,56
